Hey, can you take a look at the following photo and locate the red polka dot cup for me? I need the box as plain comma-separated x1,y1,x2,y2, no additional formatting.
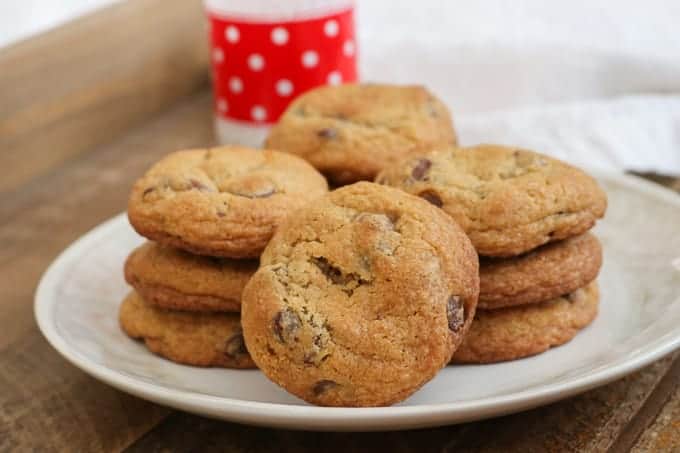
205,0,358,146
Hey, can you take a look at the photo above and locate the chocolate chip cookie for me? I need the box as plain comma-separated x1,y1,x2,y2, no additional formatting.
452,281,599,364
376,145,607,257
128,146,328,258
119,291,255,368
479,233,602,309
124,242,257,312
241,182,479,407
265,84,457,185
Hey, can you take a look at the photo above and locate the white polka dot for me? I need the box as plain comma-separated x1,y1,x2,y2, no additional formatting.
271,27,288,45
229,77,243,93
247,53,265,71
327,71,342,85
217,98,228,112
225,25,239,43
324,20,339,37
251,105,267,121
212,47,224,63
301,50,319,68
275,79,293,97
343,40,355,57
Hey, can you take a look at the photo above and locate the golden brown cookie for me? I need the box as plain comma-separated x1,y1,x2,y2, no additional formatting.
119,291,255,368
241,182,479,407
124,242,257,312
265,84,457,185
452,281,599,364
128,146,328,258
479,233,602,309
376,145,607,257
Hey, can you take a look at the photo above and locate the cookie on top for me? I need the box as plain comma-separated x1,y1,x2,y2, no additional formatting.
376,144,607,257
265,83,457,185
128,146,328,258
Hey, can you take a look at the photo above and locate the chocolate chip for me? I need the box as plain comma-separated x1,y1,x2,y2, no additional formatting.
310,257,368,297
419,190,443,207
217,210,226,217
447,295,464,332
142,187,154,196
317,128,337,139
312,380,338,396
189,178,210,191
224,333,247,358
311,256,348,285
273,308,301,343
411,158,432,180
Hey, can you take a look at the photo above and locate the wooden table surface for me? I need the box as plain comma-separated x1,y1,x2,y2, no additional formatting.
1,1,679,451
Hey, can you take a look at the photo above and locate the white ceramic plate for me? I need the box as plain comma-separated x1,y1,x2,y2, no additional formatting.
35,172,680,431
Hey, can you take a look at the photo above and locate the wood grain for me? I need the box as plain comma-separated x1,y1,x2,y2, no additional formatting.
0,334,168,453
617,355,680,452
631,377,680,452
0,94,214,451
0,0,209,195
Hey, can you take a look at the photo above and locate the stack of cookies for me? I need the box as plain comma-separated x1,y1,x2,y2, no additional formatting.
376,144,607,363
120,146,328,368
118,83,609,408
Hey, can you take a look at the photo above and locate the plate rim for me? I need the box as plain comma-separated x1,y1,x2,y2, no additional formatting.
34,171,680,430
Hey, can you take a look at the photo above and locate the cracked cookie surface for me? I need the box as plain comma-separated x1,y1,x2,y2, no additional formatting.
479,233,602,309
452,281,599,364
376,144,607,257
128,146,328,258
265,84,457,185
241,182,479,406
124,242,257,312
119,291,255,368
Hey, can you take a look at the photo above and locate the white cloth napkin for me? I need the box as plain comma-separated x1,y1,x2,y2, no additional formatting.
358,0,680,173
